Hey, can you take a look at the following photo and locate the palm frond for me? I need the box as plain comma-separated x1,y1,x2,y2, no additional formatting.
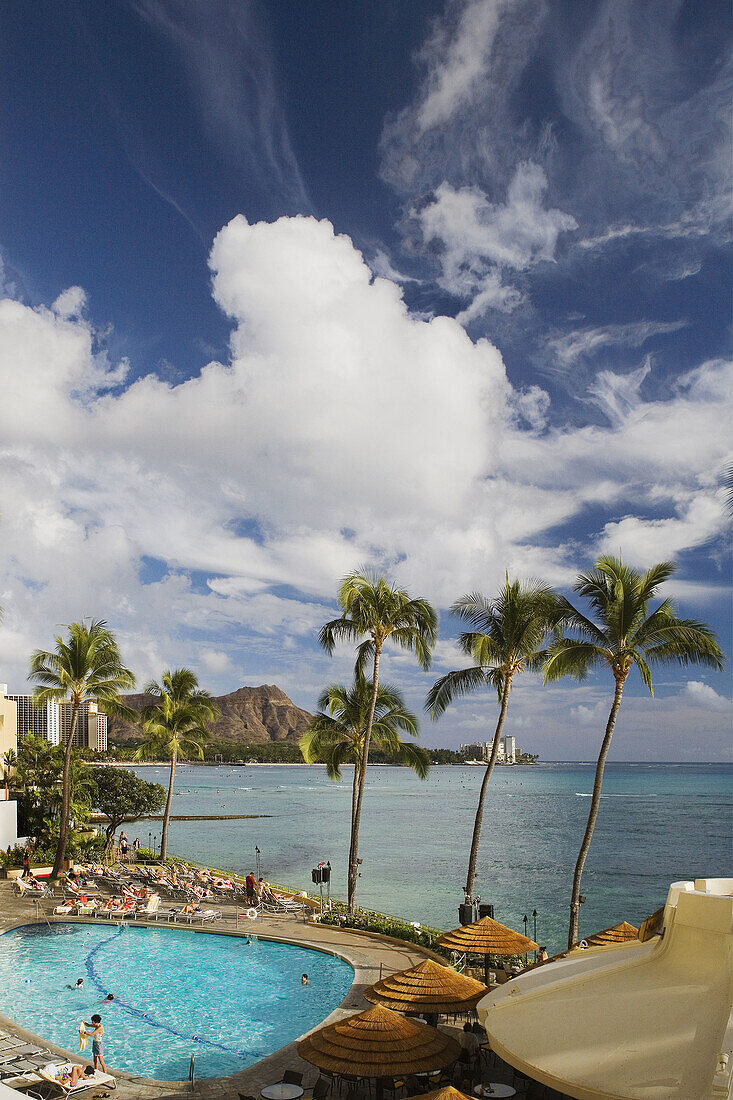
319,617,361,655
425,665,490,717
543,639,607,682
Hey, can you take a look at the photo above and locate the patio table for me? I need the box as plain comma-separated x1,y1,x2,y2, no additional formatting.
261,1084,304,1100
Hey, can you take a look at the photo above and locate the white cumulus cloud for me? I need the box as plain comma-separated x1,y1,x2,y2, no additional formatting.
683,681,730,713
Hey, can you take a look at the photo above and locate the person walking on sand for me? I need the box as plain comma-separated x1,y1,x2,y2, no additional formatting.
82,1014,106,1073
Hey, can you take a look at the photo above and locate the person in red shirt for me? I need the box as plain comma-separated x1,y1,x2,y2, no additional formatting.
245,872,256,904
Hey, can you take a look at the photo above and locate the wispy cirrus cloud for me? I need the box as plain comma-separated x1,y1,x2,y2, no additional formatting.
379,0,731,360
549,320,687,370
115,0,312,220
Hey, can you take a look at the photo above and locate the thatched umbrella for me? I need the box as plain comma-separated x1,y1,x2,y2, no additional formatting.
297,1004,461,1100
364,958,487,1019
411,1088,474,1100
581,920,639,947
437,915,538,983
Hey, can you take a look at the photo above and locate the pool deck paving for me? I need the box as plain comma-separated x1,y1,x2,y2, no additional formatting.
0,883,532,1100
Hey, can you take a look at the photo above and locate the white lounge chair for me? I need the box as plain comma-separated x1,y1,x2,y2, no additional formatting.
38,1061,116,1094
131,894,160,920
74,900,100,917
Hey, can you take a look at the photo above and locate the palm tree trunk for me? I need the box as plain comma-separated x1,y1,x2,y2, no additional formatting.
464,679,511,901
346,761,361,911
347,646,381,912
160,746,177,861
52,702,79,878
567,676,626,949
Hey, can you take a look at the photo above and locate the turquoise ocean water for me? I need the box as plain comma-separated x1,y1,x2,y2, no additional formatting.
130,762,732,954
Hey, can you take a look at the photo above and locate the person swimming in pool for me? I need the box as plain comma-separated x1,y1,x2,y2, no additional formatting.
66,978,84,990
301,974,309,985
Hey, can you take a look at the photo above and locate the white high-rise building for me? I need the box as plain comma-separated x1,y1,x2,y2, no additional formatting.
59,700,108,750
0,685,19,846
6,694,60,745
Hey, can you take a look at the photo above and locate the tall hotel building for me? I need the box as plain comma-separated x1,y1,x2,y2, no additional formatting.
59,700,108,751
6,694,60,745
5,695,106,750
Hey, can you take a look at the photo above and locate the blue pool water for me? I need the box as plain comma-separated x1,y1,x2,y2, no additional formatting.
0,923,353,1080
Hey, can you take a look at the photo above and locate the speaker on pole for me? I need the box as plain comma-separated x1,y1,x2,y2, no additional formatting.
459,902,478,925
478,903,495,919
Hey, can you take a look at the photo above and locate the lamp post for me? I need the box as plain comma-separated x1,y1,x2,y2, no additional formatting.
255,846,261,880
523,914,528,964
532,909,538,959
148,831,152,860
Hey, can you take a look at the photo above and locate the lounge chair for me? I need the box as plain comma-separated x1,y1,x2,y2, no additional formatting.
38,1061,116,1094
131,894,160,920
262,895,306,916
52,903,75,916
13,879,47,898
169,904,221,924
74,900,100,917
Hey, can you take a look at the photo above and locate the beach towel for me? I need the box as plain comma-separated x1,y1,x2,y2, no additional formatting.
78,1024,88,1052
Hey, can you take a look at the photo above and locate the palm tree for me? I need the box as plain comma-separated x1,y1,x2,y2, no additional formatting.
544,555,725,948
29,619,135,876
426,578,560,902
320,571,437,911
135,669,218,859
2,749,17,799
301,676,429,908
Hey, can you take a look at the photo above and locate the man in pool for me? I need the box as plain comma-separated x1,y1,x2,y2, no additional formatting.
82,1014,106,1073
301,973,309,985
67,978,84,990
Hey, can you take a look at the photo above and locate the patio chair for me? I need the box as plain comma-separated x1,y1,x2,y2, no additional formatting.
38,1061,117,1094
303,1078,332,1100
282,1071,303,1086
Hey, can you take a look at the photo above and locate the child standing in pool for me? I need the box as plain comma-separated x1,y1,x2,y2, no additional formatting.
83,1014,106,1073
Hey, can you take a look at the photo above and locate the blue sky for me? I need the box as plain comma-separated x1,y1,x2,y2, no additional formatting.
0,0,730,759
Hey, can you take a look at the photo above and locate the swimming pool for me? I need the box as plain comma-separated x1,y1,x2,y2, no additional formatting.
0,923,353,1080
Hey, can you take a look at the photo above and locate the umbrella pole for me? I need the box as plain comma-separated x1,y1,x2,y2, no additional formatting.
484,955,490,985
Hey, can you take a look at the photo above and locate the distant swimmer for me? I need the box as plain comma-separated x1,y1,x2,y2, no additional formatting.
67,978,84,990
301,974,309,985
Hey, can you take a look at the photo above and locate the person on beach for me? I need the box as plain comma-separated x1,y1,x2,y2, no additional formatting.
133,838,141,855
245,872,256,903
82,1015,106,1073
